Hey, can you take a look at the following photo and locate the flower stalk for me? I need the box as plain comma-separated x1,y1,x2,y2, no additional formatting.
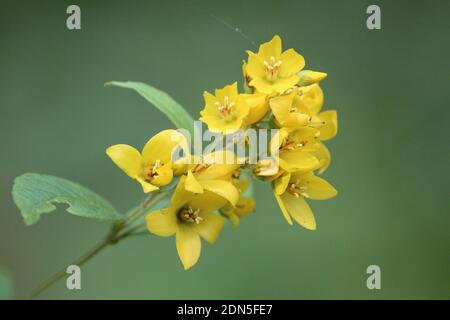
27,190,170,299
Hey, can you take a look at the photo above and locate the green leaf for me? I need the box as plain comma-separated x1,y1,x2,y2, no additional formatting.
12,173,123,226
0,269,13,300
105,81,195,136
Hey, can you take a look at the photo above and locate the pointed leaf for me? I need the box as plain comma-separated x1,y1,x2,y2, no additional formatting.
12,173,123,226
105,81,195,136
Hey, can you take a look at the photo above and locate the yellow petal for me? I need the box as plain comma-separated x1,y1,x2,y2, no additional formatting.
176,225,201,270
199,115,225,133
298,84,324,115
151,161,173,187
280,150,319,172
215,82,238,105
195,151,240,180
242,93,269,125
194,213,225,244
236,95,251,117
199,115,243,134
106,144,142,179
274,172,291,195
272,75,300,94
246,51,265,79
259,35,282,61
315,142,331,174
298,70,328,86
142,130,187,164
249,77,275,95
185,170,204,193
317,110,338,141
146,209,177,237
274,193,293,225
304,175,337,200
269,90,296,123
199,179,239,206
172,159,188,176
136,177,159,193
279,49,305,78
201,91,221,118
188,189,228,212
281,193,316,230
282,112,310,128
170,176,193,209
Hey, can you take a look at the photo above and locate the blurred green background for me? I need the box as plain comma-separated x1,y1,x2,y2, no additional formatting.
1,0,449,299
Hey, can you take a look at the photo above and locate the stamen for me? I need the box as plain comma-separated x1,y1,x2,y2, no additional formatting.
178,207,203,224
309,120,326,126
216,95,234,116
143,159,163,182
263,56,283,80
152,159,162,174
288,182,309,198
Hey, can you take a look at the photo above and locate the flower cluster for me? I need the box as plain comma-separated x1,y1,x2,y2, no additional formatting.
107,35,338,270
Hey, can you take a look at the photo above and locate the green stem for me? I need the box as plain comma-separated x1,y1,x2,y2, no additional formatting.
27,190,170,299
28,234,112,299
124,191,168,226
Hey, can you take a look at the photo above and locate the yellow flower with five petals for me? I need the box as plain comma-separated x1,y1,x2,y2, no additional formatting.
184,151,240,206
106,129,188,193
146,176,226,270
296,84,338,141
277,126,330,174
273,171,337,229
254,127,319,178
269,87,311,128
200,82,249,134
245,35,305,95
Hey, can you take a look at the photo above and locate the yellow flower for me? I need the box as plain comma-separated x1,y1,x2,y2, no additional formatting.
277,126,331,174
146,176,226,270
278,127,320,153
270,87,311,128
199,82,249,134
184,151,241,207
273,171,337,229
254,127,319,178
296,84,338,141
270,85,338,140
106,129,188,193
242,93,269,125
297,70,327,87
245,35,305,95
